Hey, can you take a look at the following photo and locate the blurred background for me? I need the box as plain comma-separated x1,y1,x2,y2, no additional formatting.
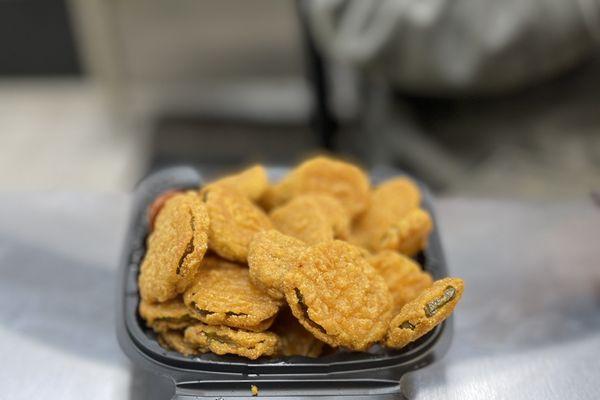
1,0,599,198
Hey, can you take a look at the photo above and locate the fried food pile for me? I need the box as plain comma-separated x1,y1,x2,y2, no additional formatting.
138,156,464,359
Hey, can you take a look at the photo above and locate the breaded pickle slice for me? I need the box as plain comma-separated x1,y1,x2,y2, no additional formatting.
203,186,272,262
139,192,210,302
262,156,370,218
385,277,464,349
368,251,433,312
352,177,421,249
248,230,307,300
376,208,433,256
184,323,279,360
158,330,201,356
139,297,195,333
184,257,281,331
283,240,393,351
201,165,269,201
272,308,324,357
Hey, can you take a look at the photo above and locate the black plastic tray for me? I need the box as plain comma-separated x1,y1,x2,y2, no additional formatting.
117,166,453,399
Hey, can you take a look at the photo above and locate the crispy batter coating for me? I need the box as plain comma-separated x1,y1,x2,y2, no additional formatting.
184,257,282,331
283,240,393,351
308,194,351,239
184,323,279,359
269,195,350,244
263,157,370,218
139,192,210,302
385,277,464,349
269,200,331,245
248,230,307,300
203,186,272,262
352,177,421,249
376,208,433,256
368,251,433,312
158,330,202,356
147,189,182,231
201,165,269,201
272,308,324,357
139,297,195,333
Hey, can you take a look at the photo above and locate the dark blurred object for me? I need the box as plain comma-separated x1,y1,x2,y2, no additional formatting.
307,0,600,95
304,0,600,189
296,0,338,150
0,0,81,76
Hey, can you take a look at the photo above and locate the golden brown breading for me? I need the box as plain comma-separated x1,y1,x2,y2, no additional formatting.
201,165,269,201
376,208,433,256
139,297,195,333
203,186,272,262
247,230,307,300
384,277,464,349
269,199,332,245
283,240,393,351
184,257,282,331
157,330,202,356
139,192,210,302
269,194,350,244
147,189,181,231
308,194,351,239
368,251,433,312
262,156,370,218
351,177,421,249
272,308,324,357
184,323,279,360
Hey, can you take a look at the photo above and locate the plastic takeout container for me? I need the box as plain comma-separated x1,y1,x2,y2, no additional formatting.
117,166,453,399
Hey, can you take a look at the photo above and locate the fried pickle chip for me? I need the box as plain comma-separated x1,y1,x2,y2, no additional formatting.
269,194,350,244
272,308,324,357
283,240,393,351
201,165,269,201
139,192,210,302
262,157,370,218
384,277,464,349
368,251,433,312
184,257,282,331
139,297,195,333
184,323,279,360
158,330,202,356
352,177,421,249
248,230,307,300
375,208,433,256
203,186,272,262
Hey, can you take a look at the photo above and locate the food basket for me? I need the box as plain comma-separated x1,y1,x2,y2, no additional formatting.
117,166,453,399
